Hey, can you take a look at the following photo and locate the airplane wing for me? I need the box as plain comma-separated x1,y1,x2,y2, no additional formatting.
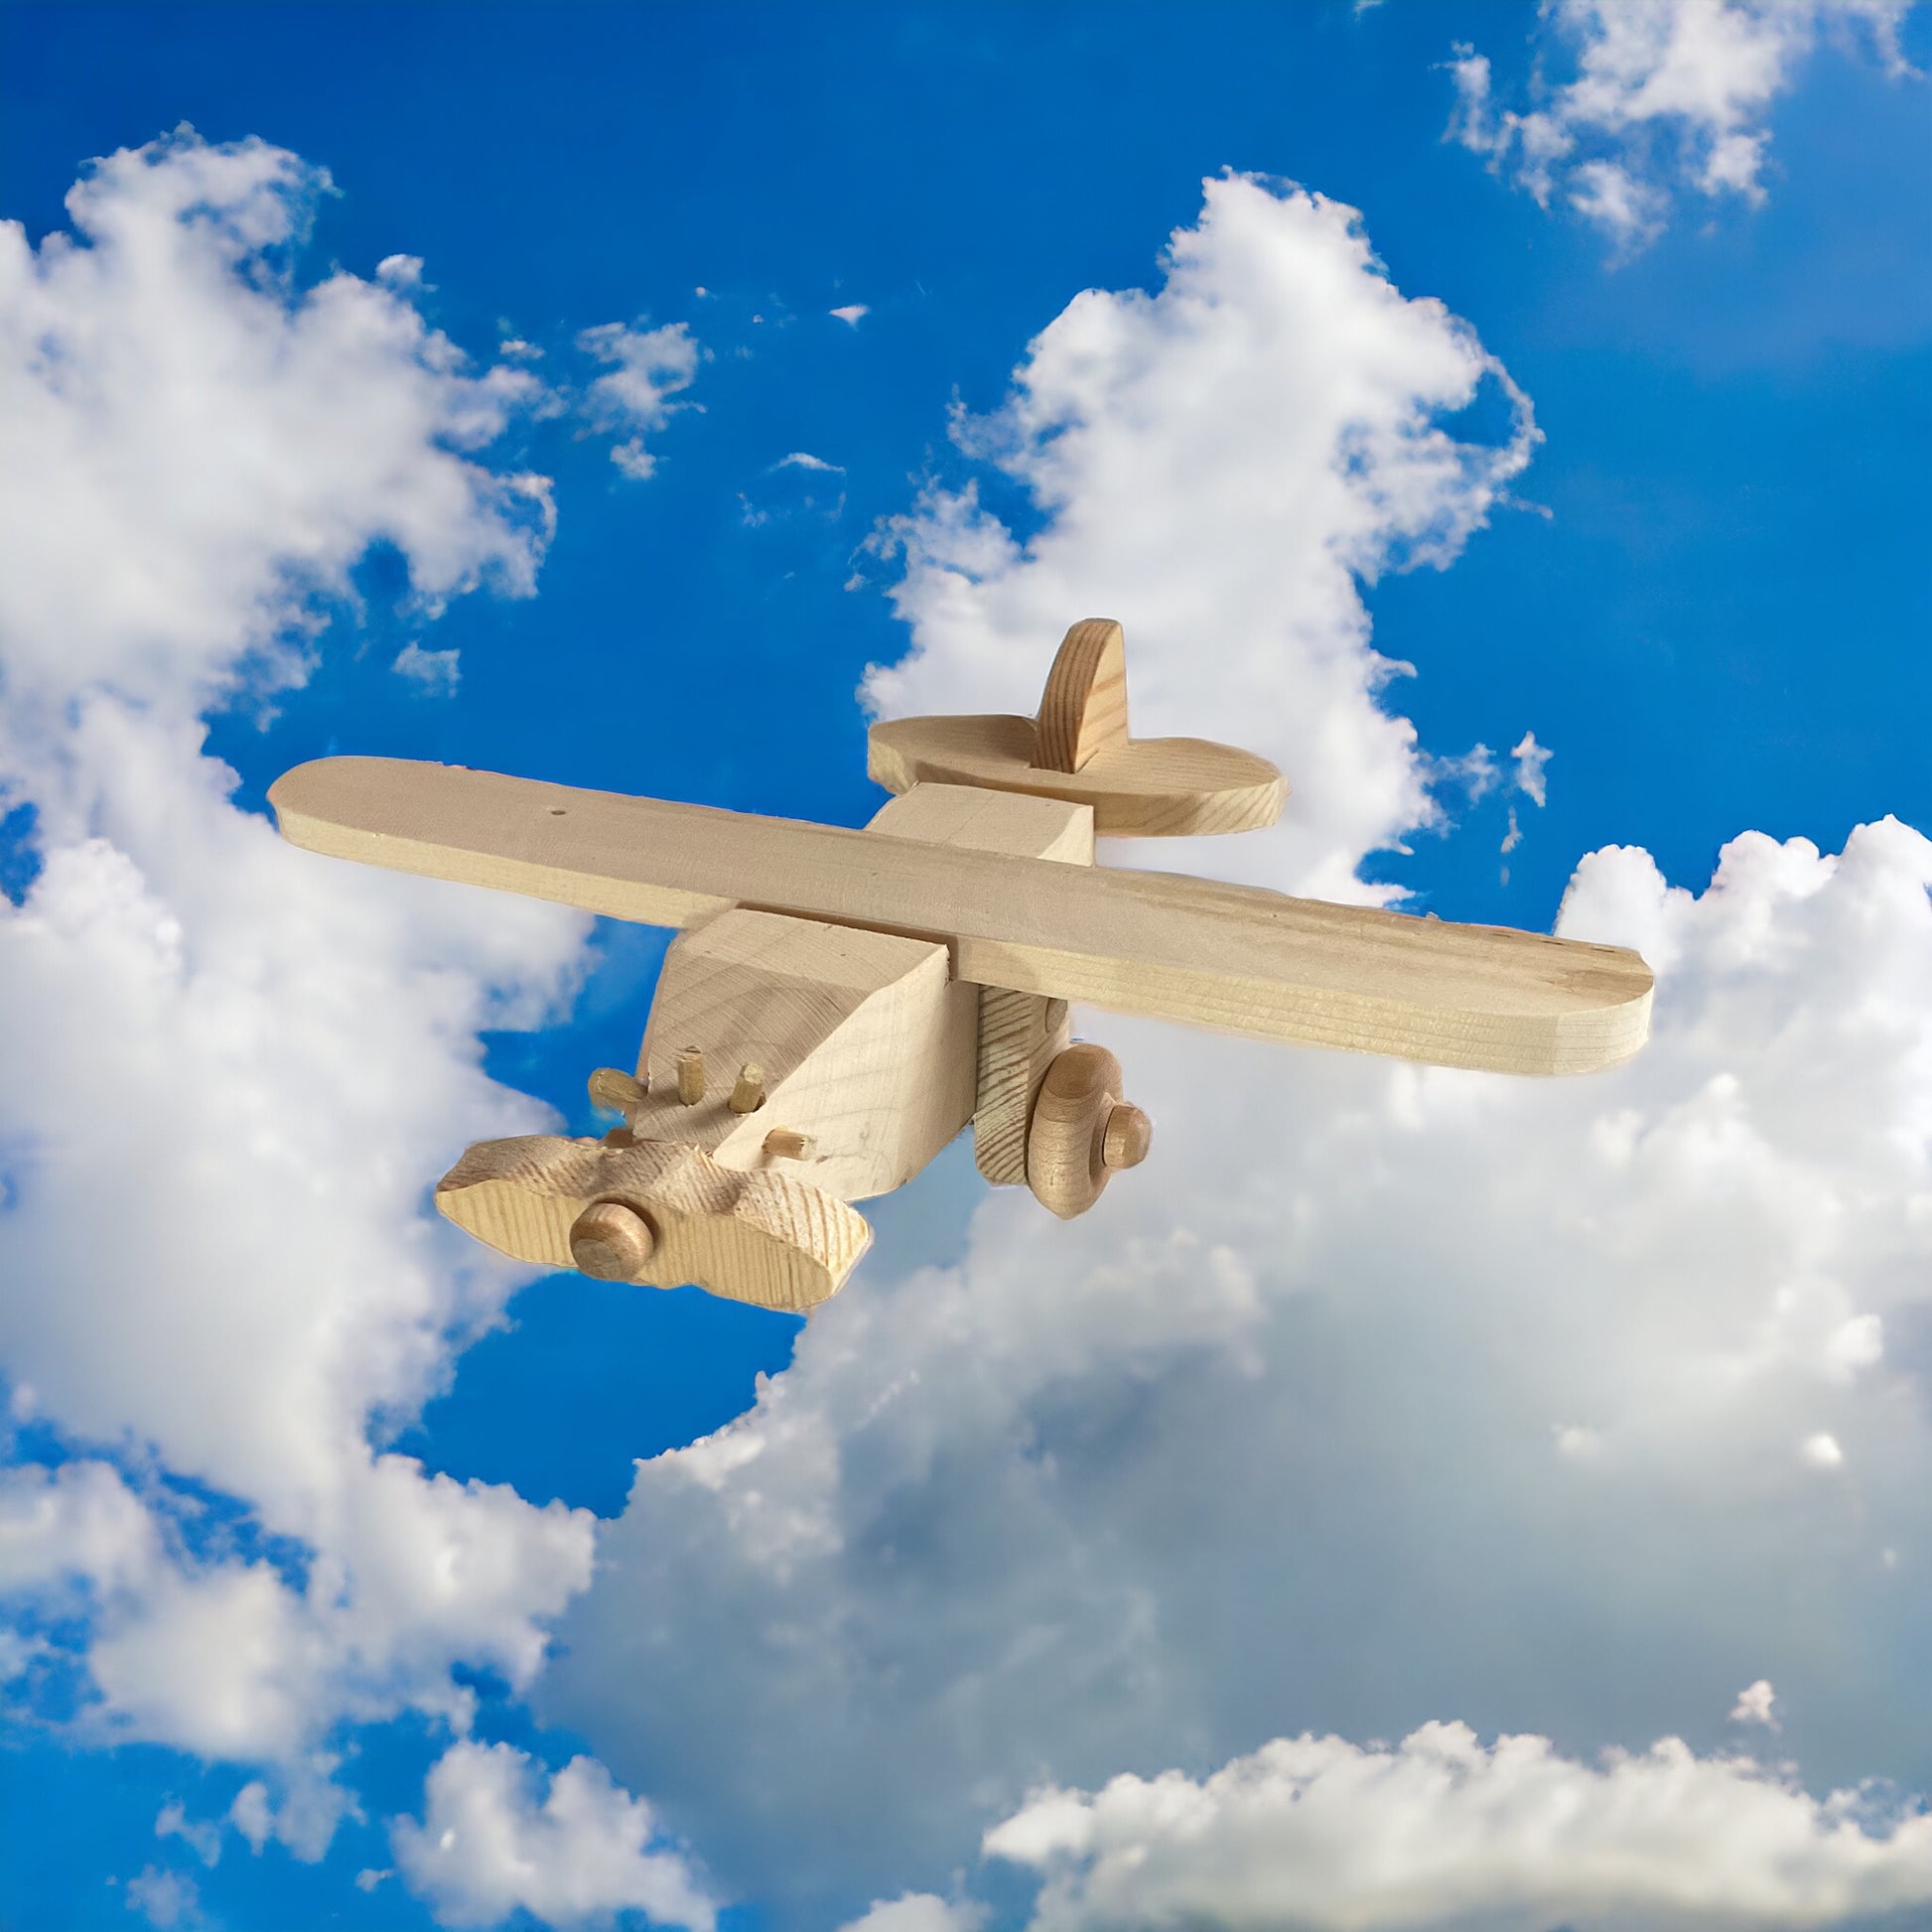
269,757,1652,1076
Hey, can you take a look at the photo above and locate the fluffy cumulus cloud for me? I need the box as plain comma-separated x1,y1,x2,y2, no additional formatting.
0,128,646,1889
863,172,1536,906
0,1458,159,1596
549,173,1932,1927
988,1724,1932,1930
1447,0,1917,250
392,1741,717,1929
558,823,1932,1926
0,134,553,780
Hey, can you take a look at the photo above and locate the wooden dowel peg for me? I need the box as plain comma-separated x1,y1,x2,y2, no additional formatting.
762,1128,816,1161
676,1047,706,1106
730,1062,766,1114
588,1066,649,1114
569,1200,656,1280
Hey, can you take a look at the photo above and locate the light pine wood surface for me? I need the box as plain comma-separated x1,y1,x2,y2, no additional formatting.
1025,1042,1143,1219
270,757,1653,1075
871,615,1284,836
868,713,1285,838
975,989,1071,1186
868,783,1094,1185
1034,619,1130,772
569,1200,655,1280
435,1134,872,1311
624,907,977,1201
866,781,1096,864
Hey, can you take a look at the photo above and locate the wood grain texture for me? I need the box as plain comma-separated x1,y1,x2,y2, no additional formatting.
435,1134,872,1312
570,1199,655,1279
1026,1042,1125,1220
626,908,977,1200
975,988,1071,1184
675,1048,706,1105
867,783,1094,1186
1034,619,1129,772
1102,1102,1153,1172
866,781,1095,864
270,757,1653,1075
869,713,1285,838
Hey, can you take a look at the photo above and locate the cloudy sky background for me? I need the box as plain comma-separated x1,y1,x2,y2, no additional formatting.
2,2,1929,1927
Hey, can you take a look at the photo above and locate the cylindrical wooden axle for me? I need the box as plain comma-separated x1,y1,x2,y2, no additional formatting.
569,1200,656,1280
1102,1102,1153,1170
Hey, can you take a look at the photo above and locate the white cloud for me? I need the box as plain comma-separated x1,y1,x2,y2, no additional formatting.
774,450,844,473
0,1459,159,1595
986,1722,1932,1930
391,1740,717,1930
125,1865,201,1929
0,128,599,1839
1448,2,1918,250
1569,157,1671,251
155,1799,222,1867
215,1764,351,1863
0,1625,47,1680
863,171,1536,906
1509,728,1552,806
576,319,700,479
836,1896,983,1932
0,137,553,792
1730,1678,1779,1726
549,807,1932,1914
229,1780,274,1852
392,639,461,694
830,303,870,326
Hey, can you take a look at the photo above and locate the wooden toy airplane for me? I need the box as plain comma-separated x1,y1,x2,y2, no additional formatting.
270,621,1652,1315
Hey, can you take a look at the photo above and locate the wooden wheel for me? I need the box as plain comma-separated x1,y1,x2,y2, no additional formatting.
1026,1043,1152,1219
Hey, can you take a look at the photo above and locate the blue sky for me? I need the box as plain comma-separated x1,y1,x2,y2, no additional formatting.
3,3,1930,1929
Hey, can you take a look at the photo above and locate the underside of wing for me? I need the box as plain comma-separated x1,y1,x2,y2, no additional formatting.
269,757,1653,1076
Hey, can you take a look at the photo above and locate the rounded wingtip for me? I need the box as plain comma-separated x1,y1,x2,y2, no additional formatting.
266,755,349,815
267,755,411,844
